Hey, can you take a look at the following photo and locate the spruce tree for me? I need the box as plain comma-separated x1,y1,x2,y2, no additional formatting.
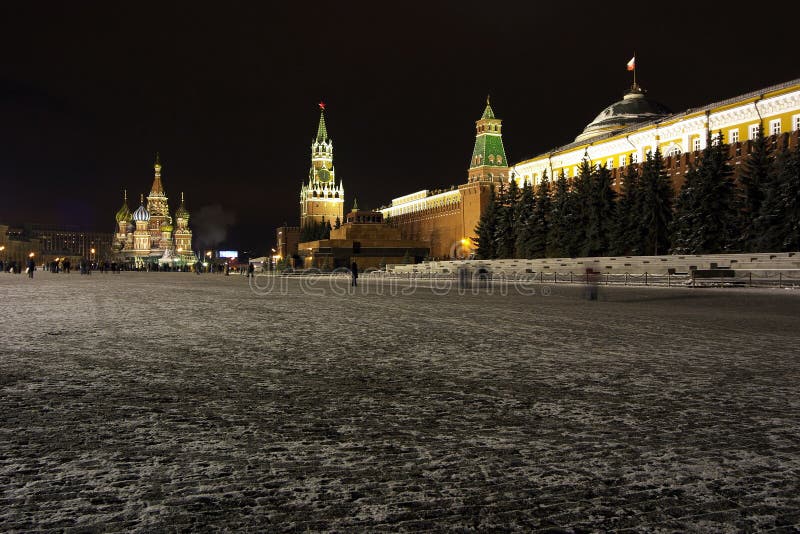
513,180,536,258
572,160,593,256
585,163,617,256
610,163,641,255
547,171,575,257
474,185,498,259
639,148,673,255
756,136,800,251
529,172,551,258
671,132,737,253
738,127,771,251
495,180,518,258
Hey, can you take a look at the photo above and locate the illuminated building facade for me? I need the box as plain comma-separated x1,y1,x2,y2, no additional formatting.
112,154,195,267
381,79,800,259
1,224,112,265
378,98,505,259
511,78,800,191
298,207,430,270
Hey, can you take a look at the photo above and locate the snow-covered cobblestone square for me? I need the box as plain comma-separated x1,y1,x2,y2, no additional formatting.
1,272,799,531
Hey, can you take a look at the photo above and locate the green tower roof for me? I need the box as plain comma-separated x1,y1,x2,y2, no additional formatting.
470,97,507,169
316,106,328,142
482,95,495,119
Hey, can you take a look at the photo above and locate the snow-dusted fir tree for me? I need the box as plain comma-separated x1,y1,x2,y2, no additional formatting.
528,172,552,259
474,185,498,259
670,132,737,253
738,127,771,251
513,180,536,258
639,148,673,256
756,136,800,251
547,171,576,257
611,163,642,256
585,162,616,257
495,180,517,259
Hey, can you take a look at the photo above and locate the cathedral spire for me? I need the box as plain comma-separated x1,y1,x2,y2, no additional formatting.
150,152,164,195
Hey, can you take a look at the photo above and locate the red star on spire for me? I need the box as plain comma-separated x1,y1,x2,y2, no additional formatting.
318,101,326,110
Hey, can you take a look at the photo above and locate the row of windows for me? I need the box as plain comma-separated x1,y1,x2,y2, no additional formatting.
473,154,503,165
478,124,500,133
530,120,800,181
310,191,340,198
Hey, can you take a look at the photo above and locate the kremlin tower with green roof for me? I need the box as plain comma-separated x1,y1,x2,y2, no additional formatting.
468,96,509,183
300,102,344,228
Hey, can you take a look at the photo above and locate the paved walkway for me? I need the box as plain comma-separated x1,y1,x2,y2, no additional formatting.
1,273,799,531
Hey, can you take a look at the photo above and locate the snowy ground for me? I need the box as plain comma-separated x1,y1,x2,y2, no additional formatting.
1,272,799,532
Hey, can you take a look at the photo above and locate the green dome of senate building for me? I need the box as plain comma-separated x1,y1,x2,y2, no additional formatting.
575,84,671,143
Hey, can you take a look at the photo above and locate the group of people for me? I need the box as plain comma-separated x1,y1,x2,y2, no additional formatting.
1,258,40,278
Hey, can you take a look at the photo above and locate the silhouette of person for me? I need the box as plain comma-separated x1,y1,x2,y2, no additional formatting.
351,261,358,287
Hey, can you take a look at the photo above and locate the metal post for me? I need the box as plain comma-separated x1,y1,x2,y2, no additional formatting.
645,272,648,286
779,272,782,288
749,272,752,287
625,273,628,286
570,272,573,284
668,273,671,287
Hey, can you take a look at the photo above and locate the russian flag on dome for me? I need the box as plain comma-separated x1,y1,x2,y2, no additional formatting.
627,56,636,71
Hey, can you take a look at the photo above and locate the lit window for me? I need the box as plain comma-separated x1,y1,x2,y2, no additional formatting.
693,138,701,152
496,155,502,163
606,158,613,169
729,129,739,144
668,146,682,157
488,155,494,163
749,123,761,140
631,153,639,164
770,119,781,136
793,114,800,132
619,155,627,167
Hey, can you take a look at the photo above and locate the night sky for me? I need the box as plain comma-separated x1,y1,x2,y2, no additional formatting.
2,2,799,254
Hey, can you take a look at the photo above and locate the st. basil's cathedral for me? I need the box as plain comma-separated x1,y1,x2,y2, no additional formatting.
112,154,194,267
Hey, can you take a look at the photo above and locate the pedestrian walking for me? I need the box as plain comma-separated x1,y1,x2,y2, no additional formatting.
27,257,36,278
351,261,358,287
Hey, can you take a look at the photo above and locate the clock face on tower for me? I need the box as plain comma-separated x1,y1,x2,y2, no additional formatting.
318,168,331,183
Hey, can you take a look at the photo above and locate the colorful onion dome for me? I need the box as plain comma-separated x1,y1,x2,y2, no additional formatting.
133,194,150,222
115,191,132,222
175,192,190,219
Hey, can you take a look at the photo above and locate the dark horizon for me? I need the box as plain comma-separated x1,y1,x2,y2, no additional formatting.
2,2,799,254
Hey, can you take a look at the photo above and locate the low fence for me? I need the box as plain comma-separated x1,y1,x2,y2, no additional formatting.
365,269,800,288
